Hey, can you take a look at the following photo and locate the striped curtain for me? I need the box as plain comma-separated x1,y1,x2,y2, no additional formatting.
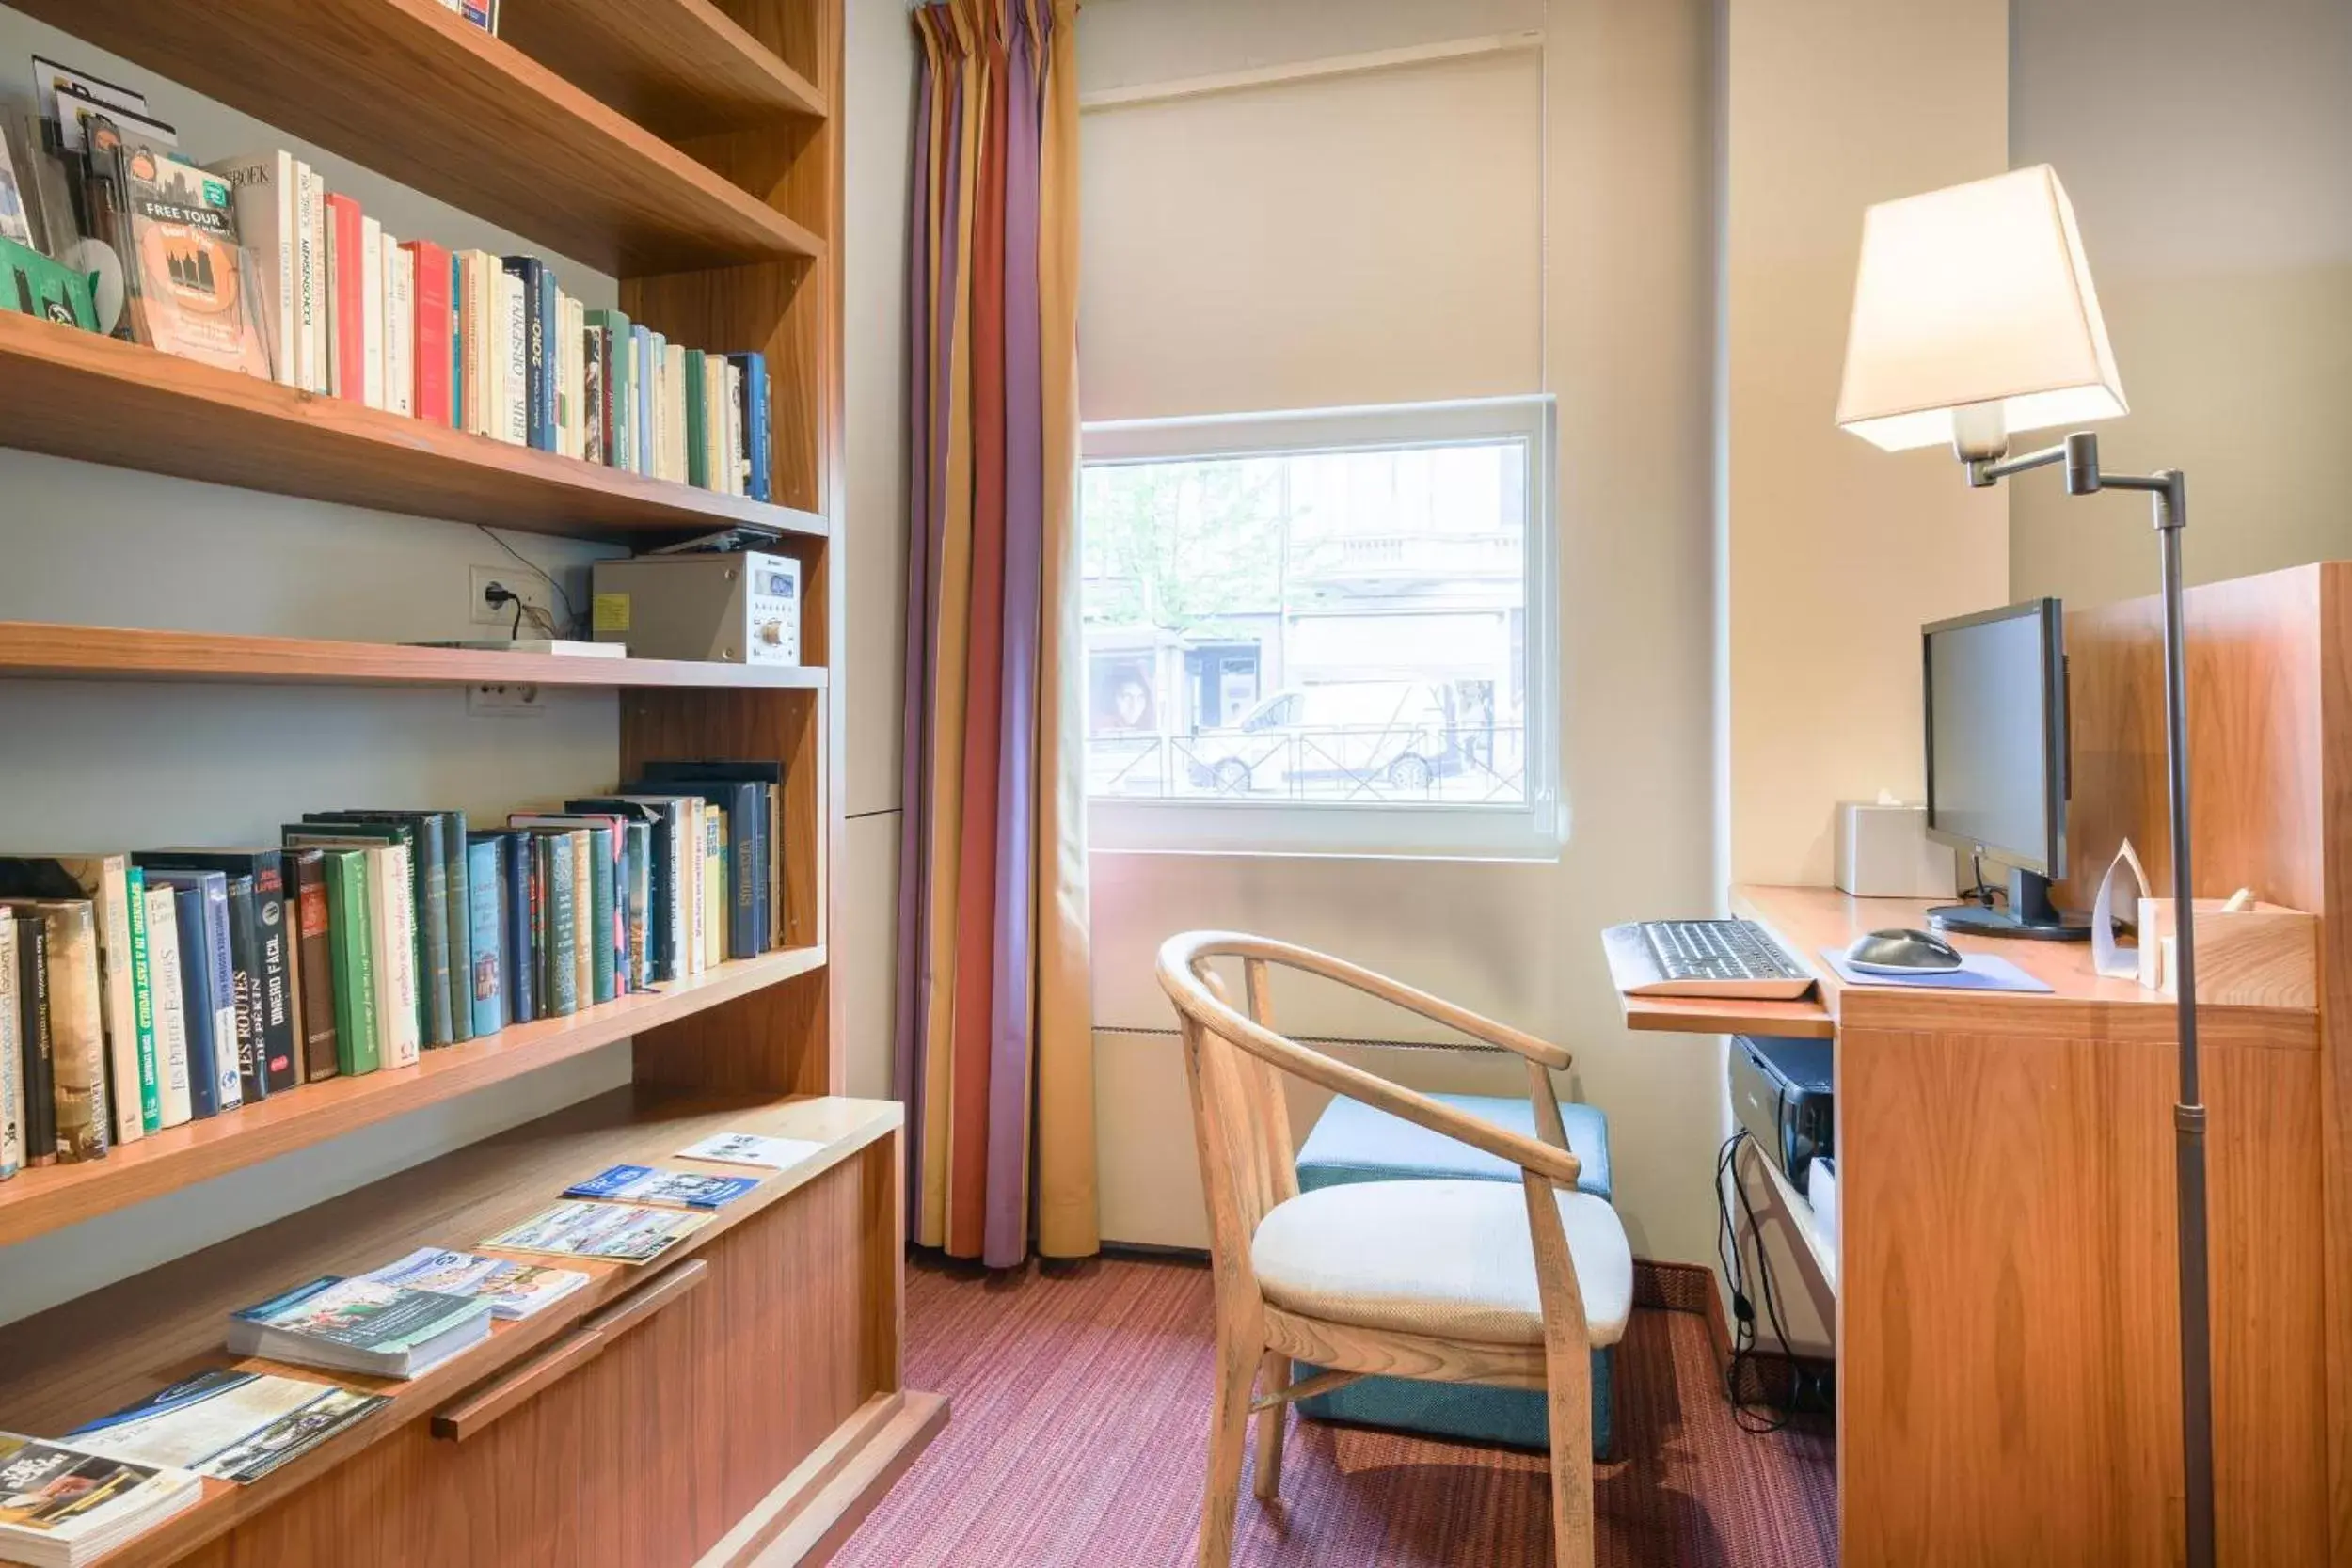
897,0,1095,1268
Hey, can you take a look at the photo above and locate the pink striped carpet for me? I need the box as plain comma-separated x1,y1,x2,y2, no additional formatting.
836,1254,1836,1567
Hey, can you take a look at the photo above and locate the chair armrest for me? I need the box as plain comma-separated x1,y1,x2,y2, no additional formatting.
1210,933,1574,1069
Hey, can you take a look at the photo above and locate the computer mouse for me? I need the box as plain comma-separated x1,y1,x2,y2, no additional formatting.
1846,927,1963,974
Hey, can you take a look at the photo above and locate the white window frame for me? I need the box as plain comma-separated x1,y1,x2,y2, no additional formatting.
1079,394,1563,860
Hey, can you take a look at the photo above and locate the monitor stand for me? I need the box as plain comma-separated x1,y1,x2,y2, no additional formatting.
1927,865,2092,942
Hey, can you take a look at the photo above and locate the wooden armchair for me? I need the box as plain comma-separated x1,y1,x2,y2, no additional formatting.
1157,931,1632,1568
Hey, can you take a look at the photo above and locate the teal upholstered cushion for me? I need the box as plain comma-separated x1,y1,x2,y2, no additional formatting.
1291,1090,1615,1456
1295,1092,1612,1200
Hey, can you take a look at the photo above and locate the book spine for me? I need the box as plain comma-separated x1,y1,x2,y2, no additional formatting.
625,822,651,992
684,350,707,488
324,852,377,1076
412,818,452,1050
725,785,760,960
451,253,467,432
0,920,18,1179
292,850,339,1082
500,834,533,1025
324,194,364,402
16,916,54,1163
633,325,654,474
198,879,243,1113
225,876,267,1103
540,835,578,1017
569,832,592,1006
144,887,193,1128
584,322,606,466
361,216,385,408
438,812,471,1044
161,889,220,1119
586,828,615,1006
683,804,706,977
404,240,453,425
467,838,503,1037
207,151,297,388
39,903,108,1162
499,269,526,446
296,162,321,393
89,857,143,1145
765,783,783,948
253,863,298,1093
376,845,420,1069
387,240,414,419
124,867,160,1132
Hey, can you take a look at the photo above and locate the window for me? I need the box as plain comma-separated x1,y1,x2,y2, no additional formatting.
1080,396,1560,857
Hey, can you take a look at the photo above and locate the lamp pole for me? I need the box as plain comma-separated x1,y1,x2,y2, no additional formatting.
1963,430,2213,1568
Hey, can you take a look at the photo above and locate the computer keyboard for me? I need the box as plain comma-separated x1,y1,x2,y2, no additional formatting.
1603,918,1816,1000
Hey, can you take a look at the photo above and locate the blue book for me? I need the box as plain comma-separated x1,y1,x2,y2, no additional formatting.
633,324,655,473
143,871,242,1117
724,352,771,502
500,256,558,451
450,254,465,432
465,836,504,1036
497,832,533,1024
564,1163,759,1210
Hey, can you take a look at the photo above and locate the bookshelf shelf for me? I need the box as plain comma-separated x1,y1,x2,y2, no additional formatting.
501,0,830,137
0,945,826,1250
0,312,829,544
0,622,830,690
0,1090,927,1568
7,0,821,275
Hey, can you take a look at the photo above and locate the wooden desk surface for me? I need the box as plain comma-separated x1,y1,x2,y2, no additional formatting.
1613,884,2315,1046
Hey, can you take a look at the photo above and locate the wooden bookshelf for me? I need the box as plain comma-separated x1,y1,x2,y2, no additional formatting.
0,1090,936,1568
0,947,825,1250
0,622,830,690
8,0,820,275
501,0,829,137
0,312,828,544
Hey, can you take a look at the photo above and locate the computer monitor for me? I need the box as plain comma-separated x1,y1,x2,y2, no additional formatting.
1921,597,2086,939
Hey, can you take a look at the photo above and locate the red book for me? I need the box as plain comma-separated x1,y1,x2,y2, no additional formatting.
322,193,366,403
403,239,453,426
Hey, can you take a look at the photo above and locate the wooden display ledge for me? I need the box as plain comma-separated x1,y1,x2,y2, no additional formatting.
0,1090,931,1568
0,315,832,546
0,622,830,691
0,946,826,1249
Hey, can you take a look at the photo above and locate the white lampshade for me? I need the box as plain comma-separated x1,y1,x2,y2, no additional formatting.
1836,164,2125,453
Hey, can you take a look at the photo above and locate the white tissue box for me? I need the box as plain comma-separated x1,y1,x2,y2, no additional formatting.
1835,802,1957,898
1807,1157,1838,1259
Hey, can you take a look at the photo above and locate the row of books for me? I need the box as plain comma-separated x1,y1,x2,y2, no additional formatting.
0,56,774,502
0,761,787,1179
0,1128,812,1566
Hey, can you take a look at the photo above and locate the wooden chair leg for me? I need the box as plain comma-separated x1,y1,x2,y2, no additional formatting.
1252,1351,1291,1501
1200,1331,1260,1568
1542,1341,1597,1568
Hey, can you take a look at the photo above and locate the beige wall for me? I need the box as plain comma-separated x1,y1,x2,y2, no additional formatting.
2009,0,2352,606
1081,0,1726,1269
1723,0,2011,889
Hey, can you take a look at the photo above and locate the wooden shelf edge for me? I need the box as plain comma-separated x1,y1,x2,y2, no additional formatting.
0,946,827,1249
706,1390,950,1568
503,0,832,135
0,622,831,691
0,312,829,543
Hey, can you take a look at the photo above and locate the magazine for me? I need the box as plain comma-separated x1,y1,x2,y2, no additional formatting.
356,1248,591,1321
481,1200,709,1265
68,1370,386,1485
564,1164,760,1211
0,1433,200,1568
84,120,271,378
227,1275,492,1377
676,1132,824,1172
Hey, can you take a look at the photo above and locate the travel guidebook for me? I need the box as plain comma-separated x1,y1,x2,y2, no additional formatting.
227,1275,492,1378
0,1433,201,1568
481,1199,708,1264
564,1163,759,1211
68,1370,387,1485
676,1131,823,1172
357,1248,590,1320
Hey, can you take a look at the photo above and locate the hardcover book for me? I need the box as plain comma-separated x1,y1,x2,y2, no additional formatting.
12,913,54,1164
0,856,146,1143
137,851,298,1094
726,351,772,502
294,817,439,1050
0,901,111,1164
222,875,267,1103
287,847,339,1083
356,1247,588,1320
465,835,504,1036
402,238,453,425
480,1199,708,1265
140,884,193,1128
322,192,363,400
315,848,378,1076
638,766,775,958
202,150,297,388
0,920,19,1180
0,1433,201,1568
139,872,242,1117
67,1370,387,1485
564,1163,759,1211
228,1276,492,1378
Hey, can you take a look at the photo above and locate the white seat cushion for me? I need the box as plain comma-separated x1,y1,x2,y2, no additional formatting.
1250,1179,1632,1348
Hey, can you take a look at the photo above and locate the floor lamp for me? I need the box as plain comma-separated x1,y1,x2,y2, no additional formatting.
1833,165,2215,1566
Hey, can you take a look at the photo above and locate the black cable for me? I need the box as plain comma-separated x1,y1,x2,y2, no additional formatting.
475,525,582,638
1715,1130,1801,1433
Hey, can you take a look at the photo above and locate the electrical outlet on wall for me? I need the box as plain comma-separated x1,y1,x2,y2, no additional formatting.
469,564,556,632
468,682,548,718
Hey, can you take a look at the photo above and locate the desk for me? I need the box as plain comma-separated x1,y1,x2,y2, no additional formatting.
1616,883,2328,1567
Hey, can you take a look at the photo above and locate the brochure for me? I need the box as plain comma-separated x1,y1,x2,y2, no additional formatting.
68,1370,386,1484
0,1433,200,1568
227,1276,492,1377
356,1248,591,1321
481,1200,709,1265
564,1164,760,1211
675,1132,824,1172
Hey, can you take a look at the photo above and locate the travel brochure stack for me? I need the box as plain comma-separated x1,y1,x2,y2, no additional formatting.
0,55,774,502
0,762,783,1180
0,1126,818,1560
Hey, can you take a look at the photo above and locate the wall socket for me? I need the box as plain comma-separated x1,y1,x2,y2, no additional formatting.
469,564,556,632
468,681,548,718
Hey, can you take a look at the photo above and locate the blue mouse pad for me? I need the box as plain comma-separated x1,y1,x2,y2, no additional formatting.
1819,948,2054,993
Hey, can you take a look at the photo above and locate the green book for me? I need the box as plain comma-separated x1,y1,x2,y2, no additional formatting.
300,816,441,1048
683,348,707,488
321,849,380,1076
584,308,631,472
123,865,162,1132
583,825,614,1005
536,834,580,1018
